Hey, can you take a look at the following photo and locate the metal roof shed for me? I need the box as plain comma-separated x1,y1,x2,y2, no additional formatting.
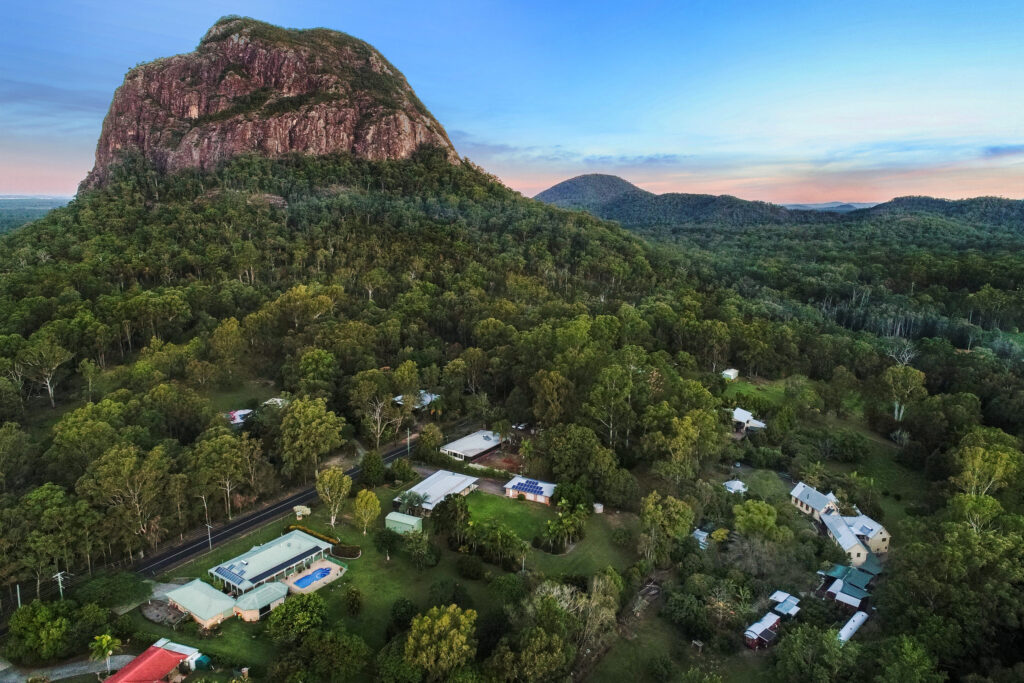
386,511,423,535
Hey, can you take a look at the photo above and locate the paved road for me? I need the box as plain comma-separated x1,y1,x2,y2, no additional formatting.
136,439,416,577
0,654,134,683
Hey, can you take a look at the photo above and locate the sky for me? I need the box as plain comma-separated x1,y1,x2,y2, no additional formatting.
2,0,1023,202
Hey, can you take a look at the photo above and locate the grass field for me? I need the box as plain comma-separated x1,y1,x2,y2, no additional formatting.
722,378,785,407
591,608,769,683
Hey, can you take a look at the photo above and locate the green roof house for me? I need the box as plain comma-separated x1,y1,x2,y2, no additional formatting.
166,580,236,628
233,582,288,621
386,511,423,535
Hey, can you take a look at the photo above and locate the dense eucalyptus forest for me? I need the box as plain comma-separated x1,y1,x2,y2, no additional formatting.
0,148,1021,681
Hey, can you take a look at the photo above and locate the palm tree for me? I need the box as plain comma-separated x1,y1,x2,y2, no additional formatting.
397,491,429,515
89,633,122,677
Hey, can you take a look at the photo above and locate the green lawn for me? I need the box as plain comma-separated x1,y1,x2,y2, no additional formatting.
722,378,785,407
465,490,554,539
201,379,279,413
743,469,790,503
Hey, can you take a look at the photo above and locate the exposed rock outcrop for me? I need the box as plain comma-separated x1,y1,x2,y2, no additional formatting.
81,16,458,190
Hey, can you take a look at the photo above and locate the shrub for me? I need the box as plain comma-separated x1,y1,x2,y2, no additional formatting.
284,524,340,545
611,527,633,547
344,585,362,616
333,543,362,559
456,554,485,580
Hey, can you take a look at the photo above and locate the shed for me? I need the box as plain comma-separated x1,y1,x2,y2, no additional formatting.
732,407,767,432
692,529,709,550
769,590,801,617
722,369,739,381
386,511,423,535
165,580,236,629
838,611,869,644
743,612,781,649
723,480,748,495
233,582,288,622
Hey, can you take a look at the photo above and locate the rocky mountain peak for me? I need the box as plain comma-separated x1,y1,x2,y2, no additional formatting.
81,16,458,190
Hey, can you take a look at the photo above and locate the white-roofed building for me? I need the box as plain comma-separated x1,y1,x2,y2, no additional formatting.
441,430,504,461
504,476,556,505
208,530,332,594
732,407,766,433
393,390,440,410
722,368,739,381
723,479,748,495
692,529,709,550
396,470,478,514
837,611,869,644
790,481,840,521
769,590,801,617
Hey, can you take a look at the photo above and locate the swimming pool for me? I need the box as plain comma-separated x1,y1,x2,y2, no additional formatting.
294,567,331,589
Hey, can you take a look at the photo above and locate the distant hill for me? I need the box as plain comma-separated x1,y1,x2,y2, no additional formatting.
0,196,70,234
535,174,829,226
856,195,1024,226
783,201,877,212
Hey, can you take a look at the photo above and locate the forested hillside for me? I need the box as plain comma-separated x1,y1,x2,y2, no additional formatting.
0,148,1021,681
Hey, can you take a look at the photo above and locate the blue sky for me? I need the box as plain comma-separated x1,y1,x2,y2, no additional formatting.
2,0,1023,201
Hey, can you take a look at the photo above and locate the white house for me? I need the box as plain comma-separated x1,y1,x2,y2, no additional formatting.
395,470,478,514
722,369,739,381
732,407,766,433
791,481,890,565
440,430,504,461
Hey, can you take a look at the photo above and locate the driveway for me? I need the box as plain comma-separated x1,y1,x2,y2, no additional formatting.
0,654,134,682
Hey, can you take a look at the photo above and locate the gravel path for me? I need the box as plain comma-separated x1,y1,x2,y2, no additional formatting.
0,654,134,682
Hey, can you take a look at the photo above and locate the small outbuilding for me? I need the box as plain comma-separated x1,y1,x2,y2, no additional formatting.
723,479,748,495
838,610,869,644
233,582,288,622
692,529,709,550
769,590,801,618
393,390,440,410
166,580,236,629
743,612,781,649
722,368,739,381
504,476,556,505
386,511,424,535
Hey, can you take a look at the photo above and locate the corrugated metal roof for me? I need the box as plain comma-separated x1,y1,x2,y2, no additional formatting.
209,530,332,590
398,470,478,511
166,580,236,621
234,582,287,611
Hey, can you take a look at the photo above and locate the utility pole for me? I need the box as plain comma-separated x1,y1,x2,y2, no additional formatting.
16,583,21,609
406,428,411,456
206,523,213,550
53,570,68,600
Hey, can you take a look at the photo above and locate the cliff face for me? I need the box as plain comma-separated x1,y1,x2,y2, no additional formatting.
81,16,458,190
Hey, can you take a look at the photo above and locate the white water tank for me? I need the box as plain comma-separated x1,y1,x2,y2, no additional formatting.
593,502,604,514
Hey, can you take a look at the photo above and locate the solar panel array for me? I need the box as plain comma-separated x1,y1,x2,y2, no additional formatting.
214,566,246,585
513,479,547,495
